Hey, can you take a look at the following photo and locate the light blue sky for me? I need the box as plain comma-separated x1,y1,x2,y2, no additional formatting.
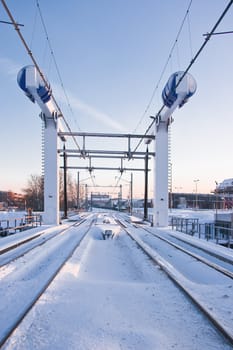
0,0,232,198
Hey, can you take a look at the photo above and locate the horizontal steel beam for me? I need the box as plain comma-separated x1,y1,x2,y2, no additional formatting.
58,131,155,139
61,166,150,172
61,154,151,160
58,149,155,157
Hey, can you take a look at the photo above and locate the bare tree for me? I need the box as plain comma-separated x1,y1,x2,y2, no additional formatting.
59,170,77,210
24,172,77,213
22,174,44,211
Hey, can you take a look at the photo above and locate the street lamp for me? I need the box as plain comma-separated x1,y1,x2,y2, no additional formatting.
193,179,200,210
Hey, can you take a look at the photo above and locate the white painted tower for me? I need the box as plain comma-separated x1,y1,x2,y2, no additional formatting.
17,65,61,225
154,71,197,226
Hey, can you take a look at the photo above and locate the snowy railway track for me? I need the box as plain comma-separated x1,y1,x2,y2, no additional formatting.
115,216,233,346
140,226,233,280
0,218,87,267
1,212,233,349
0,216,95,348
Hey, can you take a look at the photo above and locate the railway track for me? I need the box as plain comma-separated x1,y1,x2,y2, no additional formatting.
115,215,233,346
141,225,233,279
0,215,95,348
1,212,232,349
0,218,87,267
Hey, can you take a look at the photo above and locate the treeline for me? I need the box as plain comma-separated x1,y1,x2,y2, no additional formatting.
23,172,79,212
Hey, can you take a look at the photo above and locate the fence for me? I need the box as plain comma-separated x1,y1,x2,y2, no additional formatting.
0,214,42,237
132,209,154,226
170,216,233,248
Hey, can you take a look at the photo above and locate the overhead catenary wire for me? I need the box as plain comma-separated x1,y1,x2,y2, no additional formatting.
187,9,193,59
0,0,81,152
35,1,81,132
132,0,193,134
132,0,233,154
29,3,38,51
112,174,123,198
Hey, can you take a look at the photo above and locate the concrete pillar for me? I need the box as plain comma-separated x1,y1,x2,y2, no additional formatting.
43,116,60,225
154,121,169,226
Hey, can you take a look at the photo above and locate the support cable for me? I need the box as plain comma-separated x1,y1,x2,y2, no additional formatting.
36,1,81,132
187,10,193,59
132,0,193,133
112,174,123,198
29,3,38,50
133,0,233,153
1,0,81,152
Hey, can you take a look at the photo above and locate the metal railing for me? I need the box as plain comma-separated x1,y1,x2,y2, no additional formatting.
170,216,233,248
0,214,42,237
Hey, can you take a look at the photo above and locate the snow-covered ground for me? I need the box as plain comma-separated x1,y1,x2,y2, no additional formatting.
0,210,233,349
0,211,27,228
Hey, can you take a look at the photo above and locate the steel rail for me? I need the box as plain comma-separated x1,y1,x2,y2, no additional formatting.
115,217,233,346
0,217,94,348
141,226,233,279
0,219,86,268
0,232,44,256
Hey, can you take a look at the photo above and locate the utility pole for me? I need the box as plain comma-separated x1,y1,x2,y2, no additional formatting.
144,146,149,221
63,144,68,219
85,184,88,211
194,179,199,210
130,173,133,216
77,171,80,210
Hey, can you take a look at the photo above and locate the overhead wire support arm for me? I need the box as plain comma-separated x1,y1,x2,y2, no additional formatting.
0,19,24,26
1,0,81,152
175,0,233,90
132,0,233,154
1,0,46,84
133,0,193,134
57,131,155,160
203,30,233,36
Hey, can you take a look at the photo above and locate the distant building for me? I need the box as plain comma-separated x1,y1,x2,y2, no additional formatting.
216,178,233,193
170,192,216,210
215,178,233,209
0,191,25,210
90,193,112,209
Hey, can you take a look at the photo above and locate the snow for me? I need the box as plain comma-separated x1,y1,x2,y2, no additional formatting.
0,210,233,349
168,208,217,223
0,211,27,229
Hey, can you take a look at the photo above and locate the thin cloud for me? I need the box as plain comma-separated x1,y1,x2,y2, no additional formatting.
53,83,125,132
0,58,125,132
0,56,21,78
68,95,126,132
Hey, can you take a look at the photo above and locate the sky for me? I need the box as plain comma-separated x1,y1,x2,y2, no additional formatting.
0,0,233,198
